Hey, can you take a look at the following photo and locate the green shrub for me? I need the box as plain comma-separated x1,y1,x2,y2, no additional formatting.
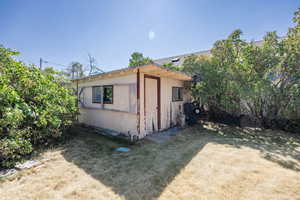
0,46,77,168
182,9,300,128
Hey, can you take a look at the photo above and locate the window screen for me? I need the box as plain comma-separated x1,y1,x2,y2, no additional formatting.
172,87,183,101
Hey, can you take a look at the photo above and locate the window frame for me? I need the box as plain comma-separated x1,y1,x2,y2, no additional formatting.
92,86,102,104
103,85,113,104
172,87,183,102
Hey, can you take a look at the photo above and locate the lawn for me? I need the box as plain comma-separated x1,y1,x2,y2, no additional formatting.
1,122,300,200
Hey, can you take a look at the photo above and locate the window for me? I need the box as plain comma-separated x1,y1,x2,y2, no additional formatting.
172,87,183,101
92,85,113,104
103,85,113,104
92,86,102,103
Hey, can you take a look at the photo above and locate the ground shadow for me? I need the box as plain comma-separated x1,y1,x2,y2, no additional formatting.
62,123,300,199
62,125,212,199
202,122,300,172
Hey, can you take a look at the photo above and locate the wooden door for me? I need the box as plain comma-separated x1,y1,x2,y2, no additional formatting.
145,76,160,133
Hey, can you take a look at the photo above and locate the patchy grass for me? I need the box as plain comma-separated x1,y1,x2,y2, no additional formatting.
1,123,300,200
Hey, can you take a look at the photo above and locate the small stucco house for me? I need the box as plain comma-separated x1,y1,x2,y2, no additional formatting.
73,63,192,139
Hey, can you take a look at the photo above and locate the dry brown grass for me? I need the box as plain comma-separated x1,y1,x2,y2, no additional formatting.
1,123,300,200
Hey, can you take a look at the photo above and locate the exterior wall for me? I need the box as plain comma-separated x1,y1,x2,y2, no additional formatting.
79,108,137,135
77,73,138,136
160,77,187,130
138,73,189,138
75,71,190,139
138,72,145,137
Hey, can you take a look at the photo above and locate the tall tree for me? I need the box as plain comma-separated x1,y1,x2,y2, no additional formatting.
184,8,300,123
128,52,152,67
64,62,86,79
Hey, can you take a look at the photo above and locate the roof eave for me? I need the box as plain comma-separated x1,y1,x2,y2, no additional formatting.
72,63,192,83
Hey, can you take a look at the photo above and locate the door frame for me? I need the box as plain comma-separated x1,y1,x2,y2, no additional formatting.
144,74,161,131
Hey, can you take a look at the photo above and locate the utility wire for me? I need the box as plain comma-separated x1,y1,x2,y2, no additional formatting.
43,60,68,68
40,57,106,75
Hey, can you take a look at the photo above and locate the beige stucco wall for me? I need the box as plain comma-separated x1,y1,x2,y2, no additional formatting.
160,77,186,130
75,71,190,139
79,108,138,135
138,73,189,138
77,73,138,136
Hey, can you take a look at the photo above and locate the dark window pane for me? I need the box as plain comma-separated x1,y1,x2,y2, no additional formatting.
172,87,177,101
178,88,183,100
172,87,183,101
103,85,113,104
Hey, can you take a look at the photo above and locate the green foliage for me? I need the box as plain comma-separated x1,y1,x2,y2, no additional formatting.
184,9,300,122
0,46,77,168
42,66,58,75
128,52,153,67
162,62,183,72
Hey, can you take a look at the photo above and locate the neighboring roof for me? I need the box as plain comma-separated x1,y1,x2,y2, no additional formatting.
154,40,265,67
72,38,285,83
73,63,192,83
154,50,211,67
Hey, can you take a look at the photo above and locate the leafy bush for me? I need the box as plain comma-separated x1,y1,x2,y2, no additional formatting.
0,46,77,168
181,9,300,131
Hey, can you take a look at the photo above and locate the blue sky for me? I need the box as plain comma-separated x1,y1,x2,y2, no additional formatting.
0,0,298,71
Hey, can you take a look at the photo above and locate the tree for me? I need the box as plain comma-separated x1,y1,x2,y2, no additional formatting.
64,62,86,79
128,52,153,67
184,8,300,125
42,66,66,77
182,54,233,112
162,62,182,72
42,66,57,75
0,45,77,168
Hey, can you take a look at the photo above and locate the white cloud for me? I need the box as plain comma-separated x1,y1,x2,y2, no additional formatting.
148,30,155,40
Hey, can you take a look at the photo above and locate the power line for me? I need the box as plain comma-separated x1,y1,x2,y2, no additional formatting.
39,57,105,75
21,59,36,66
42,59,68,68
38,58,69,71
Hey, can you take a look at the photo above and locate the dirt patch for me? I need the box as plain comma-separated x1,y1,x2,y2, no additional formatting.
1,123,300,200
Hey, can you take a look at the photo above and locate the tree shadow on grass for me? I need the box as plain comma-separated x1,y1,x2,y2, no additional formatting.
202,122,300,172
62,125,209,199
61,123,300,199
